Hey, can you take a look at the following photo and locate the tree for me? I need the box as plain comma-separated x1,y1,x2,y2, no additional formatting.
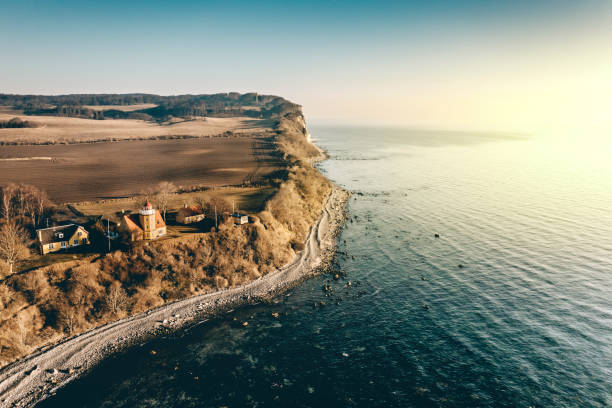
0,222,28,276
34,188,51,227
58,307,78,335
20,185,38,227
193,195,209,216
202,195,232,216
106,282,128,316
153,181,176,221
1,183,17,221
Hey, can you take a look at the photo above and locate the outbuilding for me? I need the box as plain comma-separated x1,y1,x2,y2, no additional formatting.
232,213,249,225
176,204,205,224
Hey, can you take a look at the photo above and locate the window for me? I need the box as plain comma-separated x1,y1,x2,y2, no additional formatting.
82,238,87,244
74,239,78,245
61,242,67,248
78,231,82,237
49,243,54,249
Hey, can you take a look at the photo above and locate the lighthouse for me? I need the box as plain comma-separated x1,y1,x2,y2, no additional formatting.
139,201,156,240
119,201,167,241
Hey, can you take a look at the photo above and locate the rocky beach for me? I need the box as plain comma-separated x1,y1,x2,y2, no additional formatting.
0,186,350,408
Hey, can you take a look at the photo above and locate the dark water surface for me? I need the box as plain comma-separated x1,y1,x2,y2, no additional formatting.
39,126,612,407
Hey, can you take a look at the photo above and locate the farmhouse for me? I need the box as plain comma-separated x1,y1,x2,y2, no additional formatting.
120,201,167,241
37,224,90,254
176,204,205,224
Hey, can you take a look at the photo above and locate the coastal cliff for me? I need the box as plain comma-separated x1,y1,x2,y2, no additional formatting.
0,107,349,407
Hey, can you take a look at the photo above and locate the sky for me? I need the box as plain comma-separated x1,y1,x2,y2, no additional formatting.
1,0,611,135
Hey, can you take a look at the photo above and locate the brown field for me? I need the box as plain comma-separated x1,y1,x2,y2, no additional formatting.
0,137,283,203
0,107,272,145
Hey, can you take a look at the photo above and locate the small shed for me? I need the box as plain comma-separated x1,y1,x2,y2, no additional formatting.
232,213,249,225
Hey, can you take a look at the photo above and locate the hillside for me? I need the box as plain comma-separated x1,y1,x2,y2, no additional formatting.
0,103,336,370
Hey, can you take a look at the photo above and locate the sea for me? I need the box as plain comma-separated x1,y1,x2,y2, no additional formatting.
38,125,612,407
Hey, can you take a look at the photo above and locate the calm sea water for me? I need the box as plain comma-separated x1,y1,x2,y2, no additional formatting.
39,126,612,407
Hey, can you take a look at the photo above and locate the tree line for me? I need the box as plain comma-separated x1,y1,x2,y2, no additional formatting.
0,92,302,122
0,184,53,276
0,117,39,128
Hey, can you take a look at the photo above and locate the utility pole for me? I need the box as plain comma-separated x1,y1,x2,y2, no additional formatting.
215,205,218,229
107,218,111,252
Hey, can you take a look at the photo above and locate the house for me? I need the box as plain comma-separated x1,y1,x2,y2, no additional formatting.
120,201,167,241
232,213,249,225
176,204,205,224
37,224,90,254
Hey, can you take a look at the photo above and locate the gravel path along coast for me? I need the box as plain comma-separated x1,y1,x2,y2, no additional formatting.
0,186,350,408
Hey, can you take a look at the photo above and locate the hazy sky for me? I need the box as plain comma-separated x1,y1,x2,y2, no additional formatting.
1,0,611,134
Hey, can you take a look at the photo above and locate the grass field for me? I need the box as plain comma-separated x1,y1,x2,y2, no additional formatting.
72,186,278,221
0,106,272,145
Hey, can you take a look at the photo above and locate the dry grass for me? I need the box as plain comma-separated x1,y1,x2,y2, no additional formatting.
0,110,334,369
0,107,272,145
73,186,278,222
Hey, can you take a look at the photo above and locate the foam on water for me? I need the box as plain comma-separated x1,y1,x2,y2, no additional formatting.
39,126,612,408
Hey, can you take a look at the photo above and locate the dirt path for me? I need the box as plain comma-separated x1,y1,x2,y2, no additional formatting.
0,187,349,408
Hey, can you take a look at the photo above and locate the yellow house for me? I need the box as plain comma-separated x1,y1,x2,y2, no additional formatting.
176,204,205,224
120,201,167,241
37,224,90,255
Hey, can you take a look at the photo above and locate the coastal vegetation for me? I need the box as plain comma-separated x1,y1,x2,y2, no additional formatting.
0,98,332,369
0,117,39,129
0,92,301,122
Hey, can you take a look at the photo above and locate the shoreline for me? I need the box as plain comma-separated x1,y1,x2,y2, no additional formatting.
0,185,350,408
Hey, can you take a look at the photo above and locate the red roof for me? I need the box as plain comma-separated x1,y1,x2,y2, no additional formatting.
122,210,166,231
155,210,166,228
178,205,204,217
122,214,142,232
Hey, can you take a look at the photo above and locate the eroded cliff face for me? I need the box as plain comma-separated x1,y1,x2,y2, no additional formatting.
0,107,333,368
275,112,321,163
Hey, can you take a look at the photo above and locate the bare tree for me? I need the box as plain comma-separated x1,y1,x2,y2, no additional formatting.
140,185,157,203
58,307,78,335
193,195,208,215
15,185,28,217
106,283,128,315
1,183,17,221
34,188,51,227
21,185,38,227
203,196,232,216
0,222,29,276
154,181,176,221
17,315,26,347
